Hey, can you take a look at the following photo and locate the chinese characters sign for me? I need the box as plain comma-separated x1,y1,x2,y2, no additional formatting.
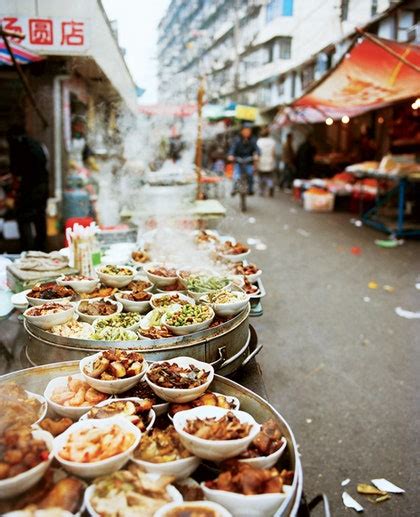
0,15,89,53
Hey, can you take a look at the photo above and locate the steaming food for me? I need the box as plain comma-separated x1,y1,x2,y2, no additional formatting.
184,412,251,441
203,290,247,304
85,399,153,431
156,280,186,292
0,426,50,480
149,266,177,278
99,265,133,276
132,250,151,263
127,279,153,291
49,320,92,338
93,312,141,329
0,383,45,429
50,376,108,407
218,241,249,256
232,262,259,276
194,230,220,246
243,279,259,295
122,290,152,301
26,303,73,317
27,282,74,300
169,392,237,417
83,350,145,380
165,304,213,326
58,424,136,462
88,465,175,516
186,275,230,294
78,299,117,316
134,425,192,462
147,362,209,389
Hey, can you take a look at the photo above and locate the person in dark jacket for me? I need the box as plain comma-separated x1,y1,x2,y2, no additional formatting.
7,125,49,251
296,135,316,179
228,125,260,195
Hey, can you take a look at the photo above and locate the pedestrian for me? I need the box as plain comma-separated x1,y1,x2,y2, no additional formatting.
256,126,276,197
228,124,260,196
7,124,49,251
280,132,296,191
296,134,316,179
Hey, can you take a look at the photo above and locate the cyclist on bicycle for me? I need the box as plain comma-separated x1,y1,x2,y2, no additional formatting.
228,124,260,196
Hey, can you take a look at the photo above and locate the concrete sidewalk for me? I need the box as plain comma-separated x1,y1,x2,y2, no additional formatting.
219,191,419,516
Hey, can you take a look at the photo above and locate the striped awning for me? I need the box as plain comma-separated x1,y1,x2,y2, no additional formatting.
0,40,44,65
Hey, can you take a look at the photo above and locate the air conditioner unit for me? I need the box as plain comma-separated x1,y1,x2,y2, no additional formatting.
405,24,419,43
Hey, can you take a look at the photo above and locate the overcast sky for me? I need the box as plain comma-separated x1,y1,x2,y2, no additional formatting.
102,0,170,104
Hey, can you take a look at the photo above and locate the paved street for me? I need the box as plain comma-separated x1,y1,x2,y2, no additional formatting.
219,191,419,516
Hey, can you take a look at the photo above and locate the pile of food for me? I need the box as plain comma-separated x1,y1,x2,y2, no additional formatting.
100,265,133,276
186,276,230,294
127,279,153,292
140,326,174,339
232,262,259,276
122,290,152,302
122,380,164,406
79,285,117,299
148,362,209,389
0,382,45,429
194,230,220,245
78,299,118,317
204,290,246,304
165,304,213,327
132,250,151,263
83,350,145,381
149,266,177,278
153,293,190,308
218,241,249,256
135,425,192,463
93,312,141,329
169,392,236,417
238,419,284,459
49,320,92,338
27,282,74,300
90,327,138,341
26,303,72,317
86,399,153,431
50,376,108,407
184,412,251,441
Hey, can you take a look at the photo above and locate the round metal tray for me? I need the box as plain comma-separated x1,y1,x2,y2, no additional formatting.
0,361,302,516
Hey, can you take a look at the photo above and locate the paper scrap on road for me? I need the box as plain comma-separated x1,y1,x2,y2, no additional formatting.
395,307,420,319
415,283,420,290
290,207,297,214
342,492,364,512
383,285,395,292
247,238,258,245
357,484,386,495
256,243,267,251
371,478,405,493
350,218,363,227
341,478,351,486
305,418,312,424
363,297,371,303
296,228,310,237
368,281,378,289
248,217,256,224
368,494,391,504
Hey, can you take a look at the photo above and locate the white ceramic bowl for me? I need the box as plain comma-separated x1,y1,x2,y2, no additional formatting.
144,263,178,288
75,298,123,324
220,249,251,262
0,430,53,499
25,293,74,307
27,390,48,425
84,473,183,517
168,392,240,422
56,275,100,294
238,436,288,469
186,280,232,302
129,275,154,292
80,352,148,395
201,482,293,517
44,373,109,419
244,269,262,284
150,291,195,310
96,265,137,288
23,303,75,330
155,501,232,517
80,397,155,432
92,312,142,332
132,453,200,480
53,417,141,479
10,289,30,311
114,291,151,314
161,306,214,336
146,357,214,403
173,407,260,462
201,292,250,318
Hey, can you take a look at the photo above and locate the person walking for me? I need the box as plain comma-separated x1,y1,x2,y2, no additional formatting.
256,126,276,197
280,132,296,191
7,125,49,251
228,124,260,196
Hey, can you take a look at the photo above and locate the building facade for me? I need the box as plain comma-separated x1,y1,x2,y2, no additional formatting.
157,0,419,110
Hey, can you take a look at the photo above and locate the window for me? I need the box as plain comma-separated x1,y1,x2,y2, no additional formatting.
282,0,293,16
279,37,291,59
301,64,315,90
371,0,378,16
266,0,294,22
340,0,349,21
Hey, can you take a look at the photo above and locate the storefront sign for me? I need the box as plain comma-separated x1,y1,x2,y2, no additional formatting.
235,104,258,121
0,15,90,54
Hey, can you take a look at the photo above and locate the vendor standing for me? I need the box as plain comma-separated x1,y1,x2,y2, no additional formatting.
7,125,49,251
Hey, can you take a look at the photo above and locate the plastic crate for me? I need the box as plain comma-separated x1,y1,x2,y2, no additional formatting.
303,191,335,212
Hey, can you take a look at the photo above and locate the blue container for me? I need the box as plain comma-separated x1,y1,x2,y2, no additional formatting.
63,188,90,220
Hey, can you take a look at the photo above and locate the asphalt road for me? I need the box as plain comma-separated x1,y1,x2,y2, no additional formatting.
218,190,419,516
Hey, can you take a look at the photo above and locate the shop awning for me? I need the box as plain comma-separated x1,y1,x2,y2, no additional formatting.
278,35,420,124
0,40,43,65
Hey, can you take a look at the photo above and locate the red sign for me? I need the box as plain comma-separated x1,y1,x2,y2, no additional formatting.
29,19,53,45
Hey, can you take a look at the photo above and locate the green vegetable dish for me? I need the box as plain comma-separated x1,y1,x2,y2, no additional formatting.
101,265,133,276
90,327,138,341
165,304,213,327
186,275,230,293
94,313,141,329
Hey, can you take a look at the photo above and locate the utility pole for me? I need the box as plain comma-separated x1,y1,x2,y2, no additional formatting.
233,0,240,102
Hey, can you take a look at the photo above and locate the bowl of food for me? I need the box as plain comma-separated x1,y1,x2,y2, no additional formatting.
56,274,99,294
121,380,169,416
0,382,48,429
138,325,174,340
89,327,138,341
131,249,152,265
49,319,93,339
231,262,262,284
144,264,178,288
145,357,214,403
173,407,260,462
0,427,54,499
155,280,187,293
92,312,142,332
161,304,214,336
236,419,287,469
155,501,232,517
115,290,152,314
218,241,250,262
202,462,294,517
44,374,109,419
75,298,122,324
23,302,75,330
168,391,240,420
125,278,154,293
132,425,200,480
96,265,136,288
25,282,75,306
53,417,141,478
186,275,231,301
80,350,147,395
84,466,183,516
150,291,195,310
192,229,221,247
201,290,249,318
81,397,155,432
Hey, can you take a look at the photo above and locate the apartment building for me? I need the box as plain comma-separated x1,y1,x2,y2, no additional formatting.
157,0,419,110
